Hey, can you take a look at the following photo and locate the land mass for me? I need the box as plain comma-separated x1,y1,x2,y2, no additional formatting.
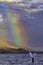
0,40,43,54
0,47,43,54
0,40,29,53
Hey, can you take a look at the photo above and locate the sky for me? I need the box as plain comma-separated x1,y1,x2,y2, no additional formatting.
0,0,42,4
0,0,22,2
0,0,43,3
0,0,43,51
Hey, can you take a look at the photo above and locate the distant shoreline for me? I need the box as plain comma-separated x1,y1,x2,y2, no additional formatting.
0,50,43,54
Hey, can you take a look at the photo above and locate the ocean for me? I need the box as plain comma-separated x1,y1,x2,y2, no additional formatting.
0,54,43,65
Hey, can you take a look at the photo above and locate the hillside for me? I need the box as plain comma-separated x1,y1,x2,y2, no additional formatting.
0,40,30,53
0,40,17,49
0,40,43,53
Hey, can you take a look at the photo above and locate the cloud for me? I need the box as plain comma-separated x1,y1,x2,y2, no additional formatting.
0,0,22,2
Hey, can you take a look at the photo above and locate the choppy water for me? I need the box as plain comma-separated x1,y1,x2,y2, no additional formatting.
0,54,43,65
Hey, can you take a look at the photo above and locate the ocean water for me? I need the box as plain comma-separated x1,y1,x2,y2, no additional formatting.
0,54,43,65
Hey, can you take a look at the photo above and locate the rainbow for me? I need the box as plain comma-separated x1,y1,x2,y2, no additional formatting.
6,9,28,48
